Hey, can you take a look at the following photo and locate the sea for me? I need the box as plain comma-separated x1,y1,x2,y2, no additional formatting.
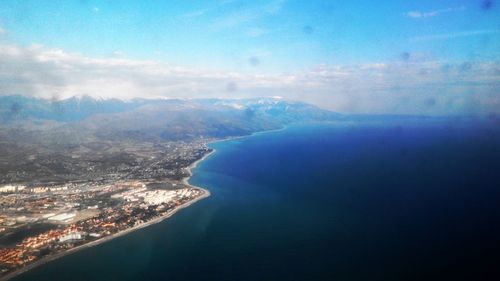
13,120,500,281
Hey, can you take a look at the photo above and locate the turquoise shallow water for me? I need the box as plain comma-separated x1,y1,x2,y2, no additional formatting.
13,121,500,281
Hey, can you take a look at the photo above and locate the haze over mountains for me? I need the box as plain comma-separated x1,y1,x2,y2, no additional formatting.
1,94,495,144
1,94,496,186
0,95,340,184
0,95,339,140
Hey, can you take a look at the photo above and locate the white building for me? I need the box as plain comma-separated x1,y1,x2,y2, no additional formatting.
59,232,82,242
0,185,25,193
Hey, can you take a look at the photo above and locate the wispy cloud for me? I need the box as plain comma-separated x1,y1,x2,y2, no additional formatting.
178,0,245,20
1,44,498,115
179,9,208,18
410,30,500,42
0,27,6,34
264,0,285,14
211,10,255,30
405,6,465,18
246,27,269,37
210,0,285,31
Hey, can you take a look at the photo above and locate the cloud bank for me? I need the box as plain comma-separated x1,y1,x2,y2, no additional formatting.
0,44,498,115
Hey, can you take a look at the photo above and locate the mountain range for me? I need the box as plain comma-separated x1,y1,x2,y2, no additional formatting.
0,95,491,185
0,95,342,184
0,95,341,141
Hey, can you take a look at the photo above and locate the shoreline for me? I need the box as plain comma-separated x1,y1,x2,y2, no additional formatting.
1,189,210,281
1,166,212,281
182,149,216,187
2,126,287,281
208,125,288,146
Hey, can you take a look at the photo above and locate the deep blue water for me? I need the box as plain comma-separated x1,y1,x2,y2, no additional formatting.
13,121,500,281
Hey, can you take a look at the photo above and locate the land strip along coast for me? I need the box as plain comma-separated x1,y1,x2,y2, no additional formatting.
0,147,214,281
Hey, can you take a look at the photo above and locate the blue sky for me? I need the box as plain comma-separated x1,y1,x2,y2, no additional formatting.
0,0,499,115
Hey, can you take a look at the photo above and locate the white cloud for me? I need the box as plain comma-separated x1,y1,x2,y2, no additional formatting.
0,27,6,34
405,6,465,18
0,44,498,115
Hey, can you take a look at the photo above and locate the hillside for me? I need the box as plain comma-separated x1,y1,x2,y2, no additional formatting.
0,95,340,184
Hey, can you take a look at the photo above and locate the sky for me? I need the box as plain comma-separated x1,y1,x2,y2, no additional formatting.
0,0,499,115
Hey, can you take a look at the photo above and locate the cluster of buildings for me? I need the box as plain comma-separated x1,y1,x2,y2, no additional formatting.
0,185,25,193
0,136,214,279
111,187,199,206
0,181,145,228
133,141,212,181
0,248,35,268
0,225,82,269
0,180,205,278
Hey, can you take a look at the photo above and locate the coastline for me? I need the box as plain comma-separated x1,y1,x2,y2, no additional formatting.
2,126,286,281
182,149,216,187
1,161,213,281
208,125,288,146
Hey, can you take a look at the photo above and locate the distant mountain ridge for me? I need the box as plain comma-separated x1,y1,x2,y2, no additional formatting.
0,95,147,122
0,95,341,141
0,95,339,123
0,95,494,185
0,95,343,183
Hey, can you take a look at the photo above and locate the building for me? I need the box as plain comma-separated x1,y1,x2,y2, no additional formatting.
59,232,82,243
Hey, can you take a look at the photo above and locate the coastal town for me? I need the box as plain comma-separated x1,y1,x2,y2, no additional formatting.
0,143,212,280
